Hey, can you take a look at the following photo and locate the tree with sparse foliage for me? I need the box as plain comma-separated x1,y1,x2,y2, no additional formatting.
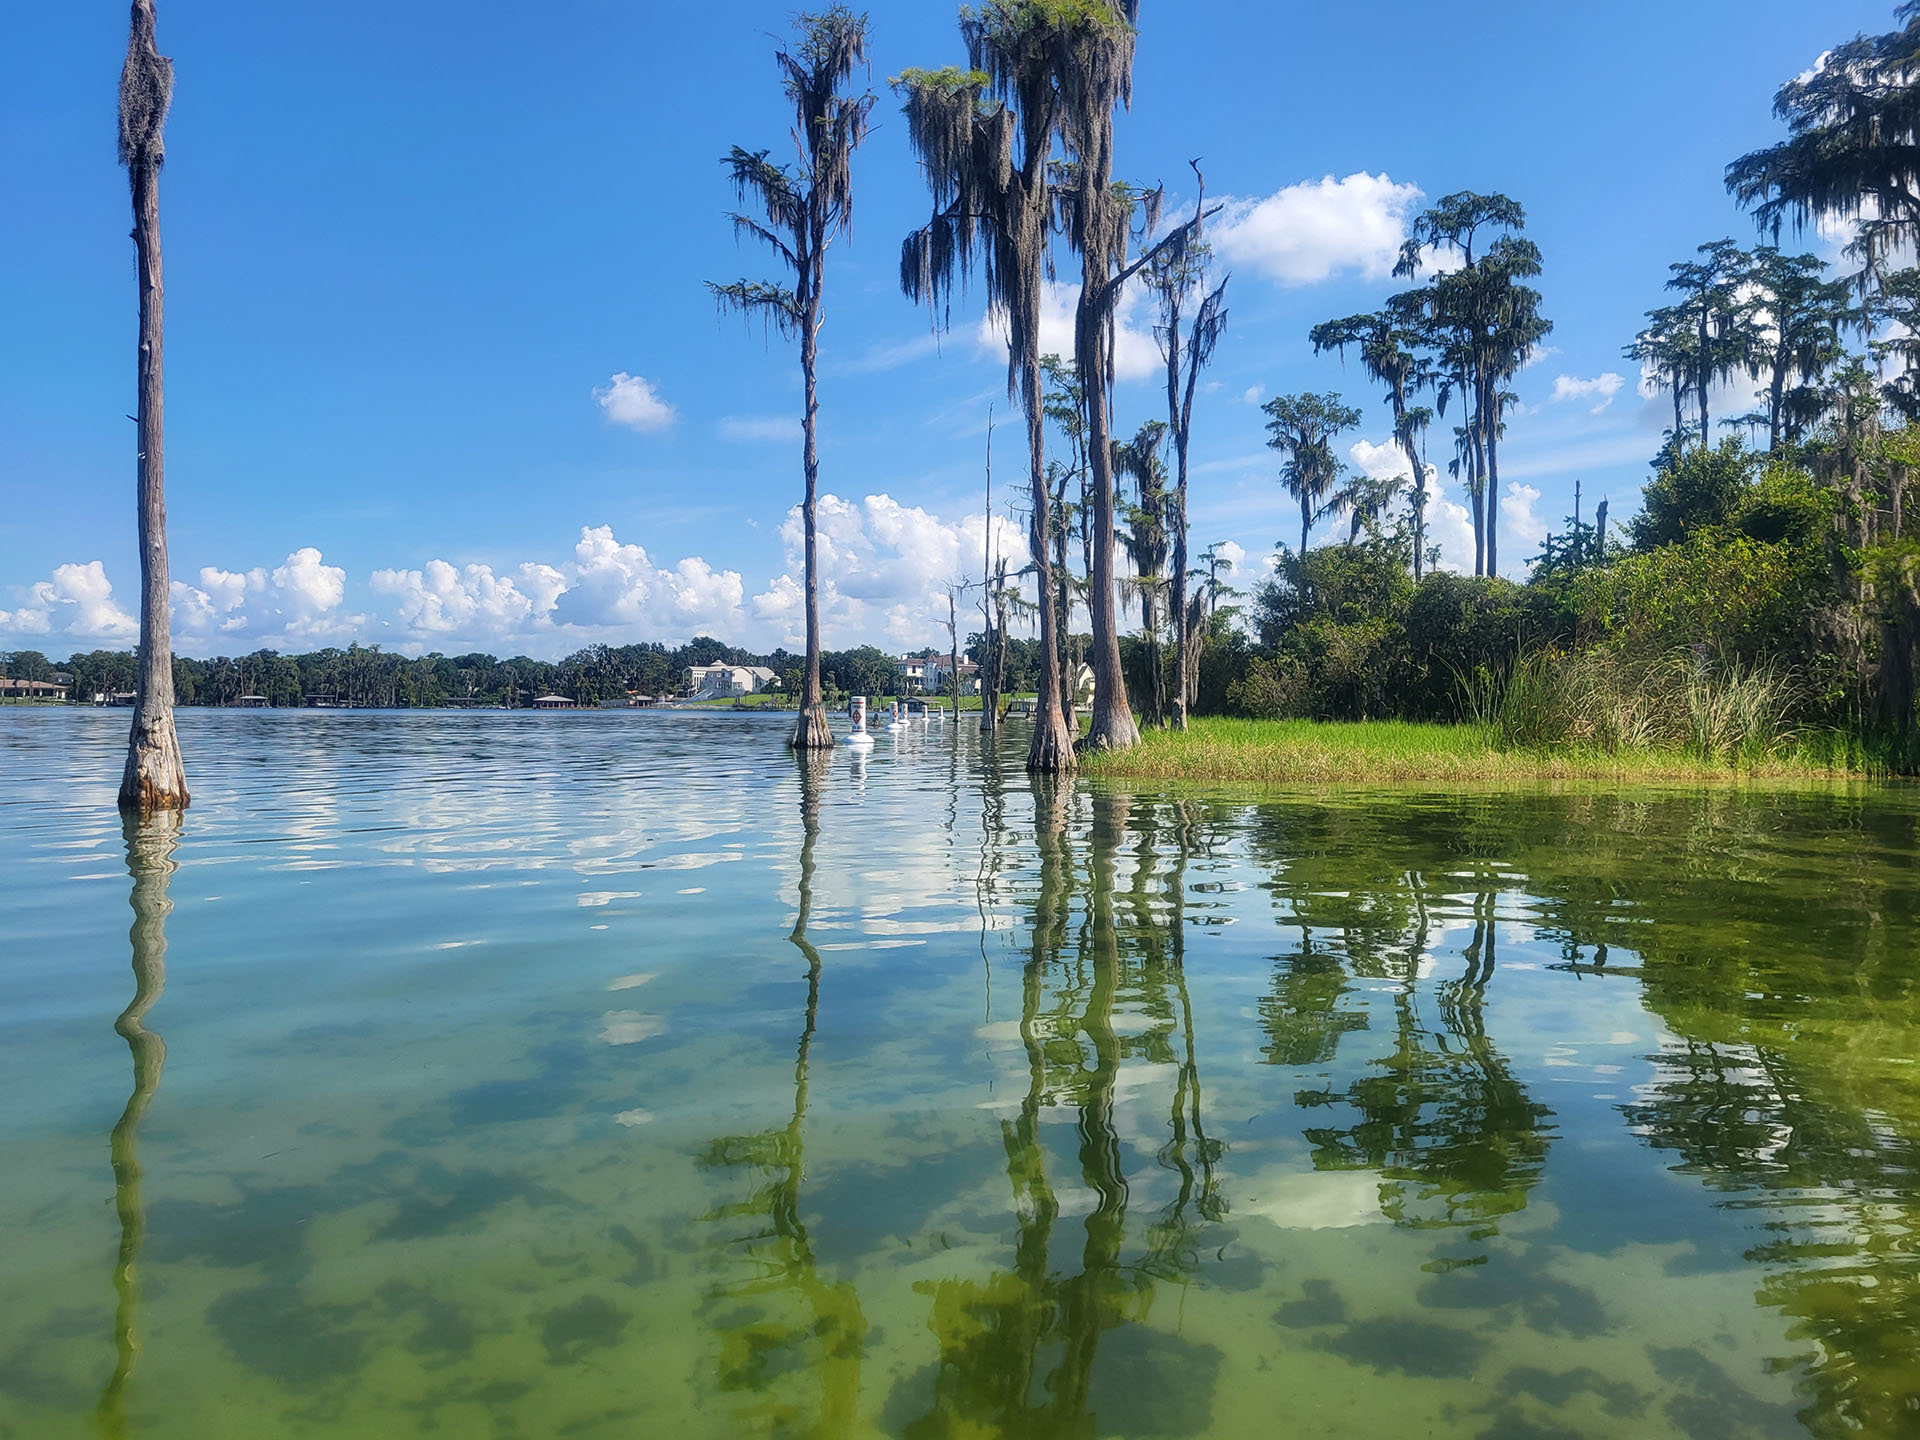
1147,163,1228,729
710,8,874,750
1311,301,1433,578
1263,392,1362,569
117,0,188,812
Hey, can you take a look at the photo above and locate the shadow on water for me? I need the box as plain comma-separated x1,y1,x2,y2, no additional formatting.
96,811,179,1438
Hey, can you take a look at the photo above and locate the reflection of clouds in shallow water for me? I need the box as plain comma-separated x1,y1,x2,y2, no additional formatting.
614,1109,654,1128
1239,1169,1386,1230
599,1011,666,1046
650,853,740,872
607,973,655,991
576,891,643,907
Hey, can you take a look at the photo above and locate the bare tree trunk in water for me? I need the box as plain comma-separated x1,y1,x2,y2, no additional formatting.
118,0,187,812
993,555,1011,735
1026,368,1075,771
791,299,834,749
947,589,961,723
1082,294,1138,751
979,413,1003,736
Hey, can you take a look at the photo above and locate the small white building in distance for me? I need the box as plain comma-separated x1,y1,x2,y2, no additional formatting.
686,664,778,699
898,654,980,696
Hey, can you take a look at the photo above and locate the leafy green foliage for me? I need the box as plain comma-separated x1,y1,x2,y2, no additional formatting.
1629,438,1762,549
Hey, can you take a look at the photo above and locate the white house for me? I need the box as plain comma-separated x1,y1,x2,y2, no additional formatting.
905,655,979,696
685,664,778,699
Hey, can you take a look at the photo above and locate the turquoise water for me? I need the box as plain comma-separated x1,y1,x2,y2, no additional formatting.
3,707,1918,1438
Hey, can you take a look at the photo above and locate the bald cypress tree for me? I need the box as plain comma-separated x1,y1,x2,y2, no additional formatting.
710,9,874,750
897,3,1077,773
1057,0,1145,752
117,0,188,812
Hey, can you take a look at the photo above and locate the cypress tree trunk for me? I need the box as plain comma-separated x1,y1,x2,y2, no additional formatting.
1768,356,1786,453
1169,485,1189,731
118,0,187,812
1397,418,1425,582
1026,378,1076,771
1484,381,1500,580
1053,476,1077,732
791,263,833,749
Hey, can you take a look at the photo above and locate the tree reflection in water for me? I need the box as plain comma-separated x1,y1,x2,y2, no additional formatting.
1253,821,1553,1242
903,788,1223,1439
96,812,179,1439
698,750,865,1437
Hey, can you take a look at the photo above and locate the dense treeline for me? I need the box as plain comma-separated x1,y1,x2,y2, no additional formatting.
0,638,949,709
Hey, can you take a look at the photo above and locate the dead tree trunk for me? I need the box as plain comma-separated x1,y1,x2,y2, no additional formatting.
118,0,187,812
946,589,961,723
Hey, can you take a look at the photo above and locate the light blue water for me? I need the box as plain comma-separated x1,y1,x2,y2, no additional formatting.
2,707,1918,1438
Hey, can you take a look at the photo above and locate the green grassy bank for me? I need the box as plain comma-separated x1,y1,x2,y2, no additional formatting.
1079,716,1871,784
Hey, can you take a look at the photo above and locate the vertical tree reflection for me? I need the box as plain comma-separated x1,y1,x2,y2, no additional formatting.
905,788,1221,1439
699,750,865,1436
96,812,179,1438
1142,803,1226,1285
1253,826,1552,1240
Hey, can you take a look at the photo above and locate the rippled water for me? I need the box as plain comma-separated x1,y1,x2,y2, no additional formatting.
3,708,1919,1439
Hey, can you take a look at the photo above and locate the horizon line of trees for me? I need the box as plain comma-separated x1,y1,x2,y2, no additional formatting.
2,637,994,711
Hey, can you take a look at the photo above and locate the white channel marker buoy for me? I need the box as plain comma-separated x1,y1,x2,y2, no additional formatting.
846,695,875,748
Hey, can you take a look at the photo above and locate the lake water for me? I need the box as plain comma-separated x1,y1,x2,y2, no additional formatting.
3,708,1918,1439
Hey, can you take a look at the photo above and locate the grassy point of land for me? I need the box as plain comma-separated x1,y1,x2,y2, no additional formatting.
1081,717,1869,786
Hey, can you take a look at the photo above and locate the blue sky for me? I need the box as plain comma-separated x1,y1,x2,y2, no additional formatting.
0,0,1884,658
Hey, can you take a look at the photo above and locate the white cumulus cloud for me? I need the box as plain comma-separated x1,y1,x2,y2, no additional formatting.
1212,173,1423,286
594,372,676,432
0,560,138,641
1550,372,1626,414
1501,483,1547,552
369,560,545,636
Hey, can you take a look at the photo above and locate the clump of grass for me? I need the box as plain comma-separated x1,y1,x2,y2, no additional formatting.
1461,646,1801,766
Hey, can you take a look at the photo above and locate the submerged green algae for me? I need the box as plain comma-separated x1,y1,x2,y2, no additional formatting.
1,708,1915,1438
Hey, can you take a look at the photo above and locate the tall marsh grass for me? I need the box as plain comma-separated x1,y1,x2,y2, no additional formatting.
1462,647,1801,765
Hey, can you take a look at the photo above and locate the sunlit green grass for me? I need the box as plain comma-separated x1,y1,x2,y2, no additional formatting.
1082,716,1869,783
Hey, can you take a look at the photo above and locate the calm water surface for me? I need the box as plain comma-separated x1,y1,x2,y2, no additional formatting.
3,708,1919,1439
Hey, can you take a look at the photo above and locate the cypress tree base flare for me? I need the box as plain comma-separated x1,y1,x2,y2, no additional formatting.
790,704,835,750
119,715,188,813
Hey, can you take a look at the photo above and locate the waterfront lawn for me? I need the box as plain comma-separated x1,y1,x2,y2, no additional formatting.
1081,716,1863,783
